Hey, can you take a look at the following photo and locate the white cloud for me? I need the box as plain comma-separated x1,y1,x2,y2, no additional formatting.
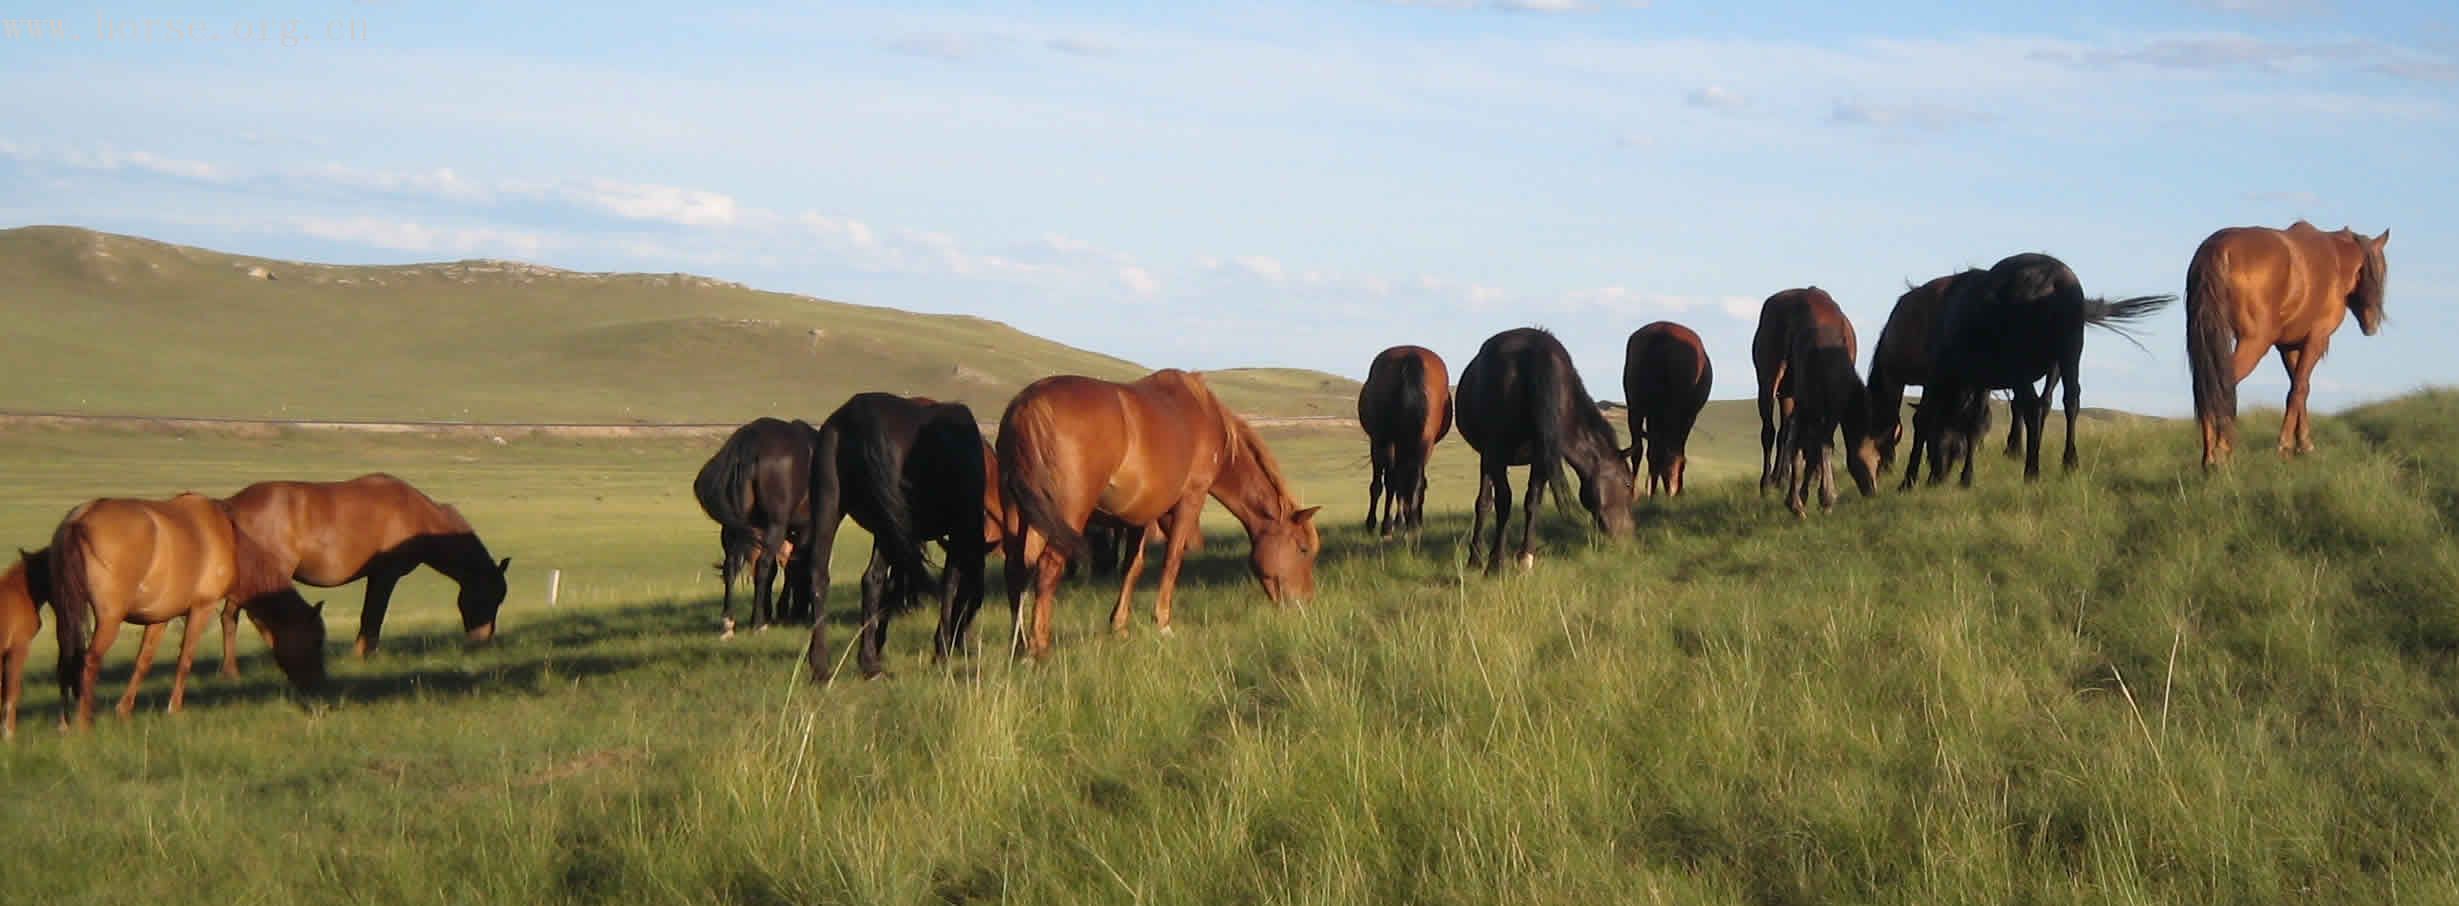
1047,35,1117,57
1828,99,1995,131
1118,265,1159,296
2187,0,2328,18
1685,85,1748,112
1558,286,1761,319
308,163,493,203
0,140,229,183
1232,255,1287,283
883,32,980,61
294,216,551,258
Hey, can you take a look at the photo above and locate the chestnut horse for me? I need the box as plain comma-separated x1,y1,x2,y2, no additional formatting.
50,494,327,728
694,418,814,636
218,474,508,674
1868,272,2026,488
999,369,1321,658
1761,293,1878,516
1755,288,1879,493
1621,322,1712,497
2187,222,2390,466
1,549,51,739
1922,253,2170,487
1358,345,1453,537
1456,328,1635,573
798,393,990,681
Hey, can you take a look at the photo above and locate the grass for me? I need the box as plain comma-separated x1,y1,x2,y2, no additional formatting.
0,226,1358,422
4,392,2459,905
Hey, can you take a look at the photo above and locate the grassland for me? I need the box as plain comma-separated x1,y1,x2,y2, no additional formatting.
3,390,2457,904
0,226,1358,422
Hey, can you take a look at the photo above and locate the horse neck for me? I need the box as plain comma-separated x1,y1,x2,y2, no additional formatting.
414,532,494,583
1210,428,1295,533
1558,416,1621,483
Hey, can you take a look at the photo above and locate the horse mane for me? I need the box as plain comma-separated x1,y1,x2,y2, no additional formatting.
213,498,300,603
1228,411,1298,509
2352,234,2387,321
434,502,477,534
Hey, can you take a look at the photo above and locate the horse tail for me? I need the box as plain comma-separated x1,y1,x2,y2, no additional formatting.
1526,347,1572,514
1390,352,1430,445
692,431,763,541
851,409,930,584
997,398,1088,562
2079,291,2175,352
2185,255,2238,444
46,515,95,704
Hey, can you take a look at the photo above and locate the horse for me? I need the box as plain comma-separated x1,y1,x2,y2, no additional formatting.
1455,328,1635,574
1921,253,2172,486
798,393,990,681
1760,293,1879,516
217,474,509,673
2186,222,2390,466
1358,345,1454,537
49,494,327,728
693,417,815,637
1755,288,1878,493
0,549,51,739
1621,322,1712,498
998,369,1320,658
1868,273,2027,488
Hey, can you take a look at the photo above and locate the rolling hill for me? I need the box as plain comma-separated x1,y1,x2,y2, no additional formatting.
0,226,1360,423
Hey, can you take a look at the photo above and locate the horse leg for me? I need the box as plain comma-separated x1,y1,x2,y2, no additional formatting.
1151,499,1206,632
218,597,244,679
1029,543,1065,659
1110,522,1153,635
1001,525,1039,658
933,539,978,662
2279,344,2315,455
2059,368,2082,471
1366,443,1388,532
354,571,402,658
1514,464,1545,570
1,641,21,740
1485,467,1515,576
1757,383,1778,492
73,618,121,729
856,545,892,679
719,540,741,639
2012,384,2045,481
117,622,168,717
1467,464,1496,572
167,608,210,713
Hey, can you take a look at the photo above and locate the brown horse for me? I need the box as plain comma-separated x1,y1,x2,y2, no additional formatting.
219,474,509,673
1764,293,1879,516
1,549,50,739
1621,322,1712,497
998,369,1321,658
1868,272,2026,488
1755,288,1879,494
50,494,328,728
1358,345,1453,537
2187,221,2390,466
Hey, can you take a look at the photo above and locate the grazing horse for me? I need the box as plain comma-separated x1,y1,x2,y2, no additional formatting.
1922,253,2172,486
50,494,327,728
1621,322,1713,497
1456,328,1635,574
1358,345,1454,537
2187,222,2390,466
999,369,1321,658
1868,273,2026,488
694,417,815,637
1755,288,1879,492
1,549,51,739
218,474,509,672
798,393,990,681
1762,294,1879,516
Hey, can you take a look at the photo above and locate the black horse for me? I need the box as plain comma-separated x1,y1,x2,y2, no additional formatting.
1455,328,1635,573
1922,253,2172,486
800,393,990,681
693,417,815,636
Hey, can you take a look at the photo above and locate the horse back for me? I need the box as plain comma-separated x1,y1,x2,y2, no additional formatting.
2192,225,2355,341
1360,345,1451,448
58,495,241,622
0,554,41,651
1625,322,1711,406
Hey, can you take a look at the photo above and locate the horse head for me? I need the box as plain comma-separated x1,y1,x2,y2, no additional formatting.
456,555,511,642
1248,505,1322,606
2353,229,2389,337
253,594,329,691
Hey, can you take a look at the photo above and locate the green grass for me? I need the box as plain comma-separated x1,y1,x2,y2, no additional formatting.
0,226,1358,422
5,394,2459,905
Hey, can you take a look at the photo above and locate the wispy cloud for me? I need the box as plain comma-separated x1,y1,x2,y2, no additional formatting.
293,216,553,258
1827,99,1994,131
1383,0,1637,12
1685,85,1749,112
0,140,230,183
1046,35,1117,57
2186,0,2330,18
882,32,981,61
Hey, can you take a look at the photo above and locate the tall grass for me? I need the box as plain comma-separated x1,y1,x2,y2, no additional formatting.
5,395,2459,904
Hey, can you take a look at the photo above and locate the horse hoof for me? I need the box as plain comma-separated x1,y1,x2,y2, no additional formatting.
1157,625,1175,638
1516,553,1536,571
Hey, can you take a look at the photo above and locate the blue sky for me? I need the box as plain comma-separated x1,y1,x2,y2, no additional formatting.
2,1,2452,415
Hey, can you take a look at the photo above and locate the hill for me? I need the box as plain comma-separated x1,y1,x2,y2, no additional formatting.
0,226,1359,422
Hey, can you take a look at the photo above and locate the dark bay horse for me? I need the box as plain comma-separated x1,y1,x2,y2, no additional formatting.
1762,293,1879,516
219,474,508,671
694,417,815,637
1868,272,2026,488
2187,222,2390,466
1923,253,2172,486
1755,288,1880,492
999,370,1320,658
1456,328,1634,573
51,494,327,728
1358,345,1454,537
1621,321,1712,497
1,549,50,739
799,393,990,681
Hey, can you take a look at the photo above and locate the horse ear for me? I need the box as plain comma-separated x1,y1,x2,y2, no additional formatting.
1293,506,1322,523
2375,229,2391,249
497,557,512,574
312,600,326,615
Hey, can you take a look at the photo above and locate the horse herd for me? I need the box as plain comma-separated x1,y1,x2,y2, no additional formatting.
0,221,2390,737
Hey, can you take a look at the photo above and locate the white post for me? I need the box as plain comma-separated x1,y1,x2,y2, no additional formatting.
548,569,562,608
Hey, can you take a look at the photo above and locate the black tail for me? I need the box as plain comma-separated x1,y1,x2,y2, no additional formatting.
849,411,931,585
2184,258,2238,446
2081,292,2175,352
997,406,1088,562
47,518,94,705
1525,349,1573,515
1389,353,1430,446
692,432,763,541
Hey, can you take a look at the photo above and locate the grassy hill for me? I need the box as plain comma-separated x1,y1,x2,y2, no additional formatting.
0,391,2451,903
0,226,1359,422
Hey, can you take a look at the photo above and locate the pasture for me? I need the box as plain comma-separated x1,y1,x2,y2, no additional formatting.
4,394,2459,904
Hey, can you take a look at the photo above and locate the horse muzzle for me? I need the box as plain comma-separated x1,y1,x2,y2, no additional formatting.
466,622,498,643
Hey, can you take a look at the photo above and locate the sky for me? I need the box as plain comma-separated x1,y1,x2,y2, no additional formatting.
2,1,2452,416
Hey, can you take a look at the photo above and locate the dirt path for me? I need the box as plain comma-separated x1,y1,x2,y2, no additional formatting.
0,410,1358,439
